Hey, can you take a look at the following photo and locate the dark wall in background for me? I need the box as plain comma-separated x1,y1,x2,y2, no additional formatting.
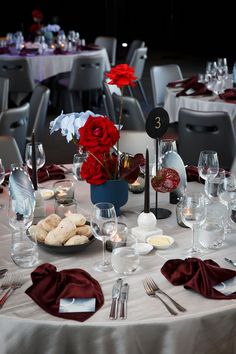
0,0,234,58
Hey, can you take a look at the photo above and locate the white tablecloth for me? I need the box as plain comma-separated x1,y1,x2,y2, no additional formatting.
0,178,236,354
164,87,236,129
0,48,110,82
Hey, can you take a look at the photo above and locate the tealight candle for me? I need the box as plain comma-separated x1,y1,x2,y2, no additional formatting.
128,175,145,194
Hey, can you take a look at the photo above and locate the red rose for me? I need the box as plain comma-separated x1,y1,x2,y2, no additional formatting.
106,64,137,88
79,116,119,154
151,168,180,193
29,23,42,34
32,9,43,22
81,153,118,185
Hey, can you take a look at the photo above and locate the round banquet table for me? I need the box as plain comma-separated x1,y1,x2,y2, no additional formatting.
0,176,236,354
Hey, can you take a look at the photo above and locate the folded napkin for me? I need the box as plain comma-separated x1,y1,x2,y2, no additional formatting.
167,76,197,89
185,165,204,184
0,47,10,54
53,47,69,55
33,164,65,183
25,263,104,322
176,82,212,97
219,88,236,104
20,48,39,56
161,257,236,299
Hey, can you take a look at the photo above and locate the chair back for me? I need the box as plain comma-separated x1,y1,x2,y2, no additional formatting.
125,40,145,64
0,102,30,157
0,58,35,106
95,36,117,66
129,47,148,81
150,64,183,106
178,108,236,170
27,85,50,142
113,93,146,131
103,81,116,123
68,55,105,91
119,130,155,163
0,136,23,170
0,77,9,112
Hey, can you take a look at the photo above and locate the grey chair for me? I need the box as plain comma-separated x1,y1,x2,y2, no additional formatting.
0,136,23,171
113,93,146,131
27,85,50,142
58,55,105,112
0,58,35,107
128,47,148,104
0,77,9,112
178,108,236,170
94,36,117,67
102,81,118,123
150,64,183,107
125,39,145,64
0,103,30,158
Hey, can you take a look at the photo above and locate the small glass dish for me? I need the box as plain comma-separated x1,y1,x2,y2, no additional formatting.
40,188,54,200
132,242,153,255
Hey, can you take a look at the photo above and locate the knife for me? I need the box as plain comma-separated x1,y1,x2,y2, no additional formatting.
119,283,129,320
109,278,123,320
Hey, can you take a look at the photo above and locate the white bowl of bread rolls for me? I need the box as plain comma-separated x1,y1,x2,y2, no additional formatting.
28,212,95,253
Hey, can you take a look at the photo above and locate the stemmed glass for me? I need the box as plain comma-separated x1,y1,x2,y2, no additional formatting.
218,172,236,234
0,158,5,209
90,202,117,272
198,150,219,203
180,192,207,256
72,151,87,181
25,142,46,185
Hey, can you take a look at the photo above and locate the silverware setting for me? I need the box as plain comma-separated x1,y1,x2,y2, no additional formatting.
0,272,25,309
224,257,236,267
109,279,129,320
143,277,186,316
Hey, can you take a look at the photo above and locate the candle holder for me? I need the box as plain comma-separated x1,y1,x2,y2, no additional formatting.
128,173,145,194
54,179,74,204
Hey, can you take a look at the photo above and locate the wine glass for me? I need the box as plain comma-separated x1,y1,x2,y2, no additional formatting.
90,202,117,272
0,158,5,209
205,168,225,202
25,142,46,184
218,172,236,234
8,196,35,231
197,150,219,202
180,192,207,256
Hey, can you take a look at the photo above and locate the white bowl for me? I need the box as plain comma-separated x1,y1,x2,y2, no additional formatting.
132,242,153,255
40,188,54,200
146,235,175,249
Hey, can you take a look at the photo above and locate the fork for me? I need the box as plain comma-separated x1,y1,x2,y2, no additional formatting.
142,279,177,316
0,274,25,309
146,277,186,312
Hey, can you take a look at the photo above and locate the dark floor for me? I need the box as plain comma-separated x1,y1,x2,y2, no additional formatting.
43,49,231,164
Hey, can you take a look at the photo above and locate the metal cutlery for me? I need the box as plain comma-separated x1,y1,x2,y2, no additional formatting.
142,278,178,316
119,283,129,320
109,278,123,320
0,273,25,309
0,269,8,278
146,277,186,312
224,257,236,267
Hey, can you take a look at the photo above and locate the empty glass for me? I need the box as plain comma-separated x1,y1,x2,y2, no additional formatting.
72,151,87,181
111,234,139,275
11,229,38,268
197,150,219,202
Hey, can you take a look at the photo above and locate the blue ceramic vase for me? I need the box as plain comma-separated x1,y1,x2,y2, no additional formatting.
90,180,128,216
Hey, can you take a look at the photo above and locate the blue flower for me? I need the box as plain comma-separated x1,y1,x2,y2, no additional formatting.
49,110,101,143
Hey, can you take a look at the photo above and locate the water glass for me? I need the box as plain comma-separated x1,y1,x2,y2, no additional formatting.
111,234,139,275
205,168,225,201
72,152,87,181
11,229,38,268
199,209,224,249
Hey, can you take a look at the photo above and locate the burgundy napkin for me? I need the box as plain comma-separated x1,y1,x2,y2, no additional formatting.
0,186,3,193
25,263,104,322
161,257,236,299
0,47,10,54
167,76,197,89
219,89,236,104
185,165,204,184
33,164,65,183
20,48,39,56
176,82,212,97
53,47,69,55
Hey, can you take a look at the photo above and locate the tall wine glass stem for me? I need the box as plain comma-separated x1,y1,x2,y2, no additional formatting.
102,239,109,266
225,203,232,233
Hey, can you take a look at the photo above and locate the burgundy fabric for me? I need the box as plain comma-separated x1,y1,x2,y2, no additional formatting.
161,258,236,299
53,47,69,55
31,164,65,183
185,165,204,184
167,76,197,89
20,48,39,56
176,82,212,97
25,263,104,322
219,88,236,104
0,186,3,193
0,47,10,54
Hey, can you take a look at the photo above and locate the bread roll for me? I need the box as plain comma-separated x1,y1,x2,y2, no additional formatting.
76,224,92,237
65,213,86,226
38,213,61,232
64,235,89,246
45,229,62,246
28,224,48,242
